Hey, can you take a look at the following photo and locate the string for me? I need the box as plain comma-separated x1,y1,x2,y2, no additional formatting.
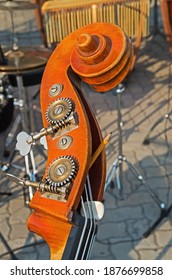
86,175,97,259
74,175,97,260
79,177,95,260
74,195,88,260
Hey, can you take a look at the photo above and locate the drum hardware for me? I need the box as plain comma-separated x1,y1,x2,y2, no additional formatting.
143,203,172,237
105,85,165,215
142,111,172,145
0,46,50,205
141,57,172,237
0,73,14,133
105,85,169,237
142,58,172,237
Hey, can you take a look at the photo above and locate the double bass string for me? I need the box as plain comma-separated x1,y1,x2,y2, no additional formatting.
74,180,96,259
85,176,97,259
80,179,96,259
75,131,111,259
74,196,89,259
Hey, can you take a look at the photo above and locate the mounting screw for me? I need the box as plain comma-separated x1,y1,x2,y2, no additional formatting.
49,84,63,97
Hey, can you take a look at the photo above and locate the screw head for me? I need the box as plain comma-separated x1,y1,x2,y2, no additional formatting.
57,136,73,150
49,84,63,97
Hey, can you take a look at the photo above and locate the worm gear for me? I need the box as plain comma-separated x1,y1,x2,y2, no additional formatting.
45,98,74,127
46,155,78,188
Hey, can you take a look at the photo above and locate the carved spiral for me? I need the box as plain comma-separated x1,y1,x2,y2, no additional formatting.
70,24,133,92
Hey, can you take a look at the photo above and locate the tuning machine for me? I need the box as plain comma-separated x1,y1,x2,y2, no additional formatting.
16,110,78,156
16,129,50,156
5,172,70,202
6,155,78,201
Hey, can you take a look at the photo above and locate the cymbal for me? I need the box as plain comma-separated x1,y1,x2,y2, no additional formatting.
0,47,51,74
0,0,37,10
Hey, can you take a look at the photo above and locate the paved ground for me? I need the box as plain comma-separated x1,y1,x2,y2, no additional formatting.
0,1,172,260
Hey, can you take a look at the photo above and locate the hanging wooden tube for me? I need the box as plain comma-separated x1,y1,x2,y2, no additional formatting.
71,23,133,92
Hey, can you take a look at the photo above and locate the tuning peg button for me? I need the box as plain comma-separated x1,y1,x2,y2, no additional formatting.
40,135,48,150
16,131,33,156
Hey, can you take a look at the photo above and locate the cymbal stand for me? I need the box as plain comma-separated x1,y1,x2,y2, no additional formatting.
143,111,172,145
1,70,45,205
0,1,47,202
141,57,172,237
105,86,164,208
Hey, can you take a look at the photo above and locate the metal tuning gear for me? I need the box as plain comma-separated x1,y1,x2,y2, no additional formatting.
5,157,77,202
16,98,77,156
45,97,74,127
46,155,78,188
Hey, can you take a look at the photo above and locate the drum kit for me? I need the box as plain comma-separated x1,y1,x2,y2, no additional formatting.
0,0,51,203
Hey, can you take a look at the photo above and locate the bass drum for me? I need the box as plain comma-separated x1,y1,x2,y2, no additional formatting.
160,0,172,52
0,74,14,132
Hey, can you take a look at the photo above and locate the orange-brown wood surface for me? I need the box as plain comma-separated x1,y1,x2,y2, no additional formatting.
27,22,133,259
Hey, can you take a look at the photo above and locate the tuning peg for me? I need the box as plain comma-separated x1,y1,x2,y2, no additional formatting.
16,111,78,156
6,172,43,189
39,129,48,150
5,173,25,185
16,131,33,156
16,128,51,156
6,172,67,196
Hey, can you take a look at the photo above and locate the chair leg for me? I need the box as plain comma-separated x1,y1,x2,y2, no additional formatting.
160,0,172,53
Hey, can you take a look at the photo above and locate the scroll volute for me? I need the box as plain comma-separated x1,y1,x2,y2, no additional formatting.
27,23,133,259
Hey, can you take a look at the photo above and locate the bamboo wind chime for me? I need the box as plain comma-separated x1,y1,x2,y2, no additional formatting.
42,0,150,46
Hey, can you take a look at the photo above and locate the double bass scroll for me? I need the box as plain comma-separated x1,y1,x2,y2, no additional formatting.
21,23,134,260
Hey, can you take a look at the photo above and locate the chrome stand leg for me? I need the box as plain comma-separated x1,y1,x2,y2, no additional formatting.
23,150,38,206
143,112,172,145
105,86,164,208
